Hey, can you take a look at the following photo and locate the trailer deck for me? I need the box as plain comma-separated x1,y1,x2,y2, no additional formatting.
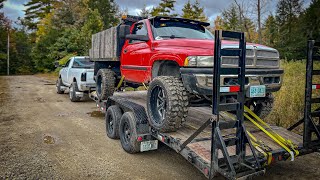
98,90,303,178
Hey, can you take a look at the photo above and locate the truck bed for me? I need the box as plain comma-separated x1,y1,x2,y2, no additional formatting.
113,91,303,164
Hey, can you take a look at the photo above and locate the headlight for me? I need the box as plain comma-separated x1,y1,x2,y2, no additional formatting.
184,56,214,67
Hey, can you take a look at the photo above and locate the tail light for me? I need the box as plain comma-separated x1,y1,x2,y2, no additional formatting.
81,73,86,81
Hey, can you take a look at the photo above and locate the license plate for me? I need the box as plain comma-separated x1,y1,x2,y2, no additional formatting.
140,140,158,152
249,85,266,97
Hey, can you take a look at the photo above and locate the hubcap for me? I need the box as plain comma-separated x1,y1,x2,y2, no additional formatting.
156,88,166,120
108,115,114,133
123,122,130,143
150,86,167,125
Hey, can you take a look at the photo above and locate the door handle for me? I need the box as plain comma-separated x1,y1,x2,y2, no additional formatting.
123,49,128,54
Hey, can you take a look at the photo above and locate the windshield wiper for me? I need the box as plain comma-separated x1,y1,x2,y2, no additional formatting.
158,35,186,39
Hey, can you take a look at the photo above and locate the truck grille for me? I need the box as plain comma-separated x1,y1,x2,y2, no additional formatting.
222,48,279,68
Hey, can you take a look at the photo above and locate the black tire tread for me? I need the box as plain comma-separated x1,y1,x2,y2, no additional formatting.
147,76,189,132
70,82,81,102
96,69,115,100
56,78,64,94
106,105,122,139
119,112,140,154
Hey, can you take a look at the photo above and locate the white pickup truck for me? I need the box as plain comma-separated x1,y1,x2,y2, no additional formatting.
56,56,95,102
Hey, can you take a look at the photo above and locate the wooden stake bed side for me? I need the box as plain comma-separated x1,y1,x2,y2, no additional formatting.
113,91,303,164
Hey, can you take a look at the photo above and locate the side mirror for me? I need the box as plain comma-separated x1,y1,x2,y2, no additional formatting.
119,25,130,39
125,34,149,42
61,64,66,68
54,61,60,68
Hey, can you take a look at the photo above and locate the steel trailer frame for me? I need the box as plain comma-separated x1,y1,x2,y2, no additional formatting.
91,33,320,179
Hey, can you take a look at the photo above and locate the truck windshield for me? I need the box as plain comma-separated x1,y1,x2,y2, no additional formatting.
150,19,214,40
73,57,94,69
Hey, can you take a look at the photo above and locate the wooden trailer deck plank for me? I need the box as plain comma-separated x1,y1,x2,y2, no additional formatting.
112,91,303,164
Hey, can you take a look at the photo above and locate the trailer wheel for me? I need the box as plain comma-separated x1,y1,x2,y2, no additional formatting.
96,69,115,100
119,112,140,153
69,82,81,102
147,76,189,132
56,78,64,94
105,105,122,139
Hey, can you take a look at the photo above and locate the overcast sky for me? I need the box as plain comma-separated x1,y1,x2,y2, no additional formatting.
1,0,312,24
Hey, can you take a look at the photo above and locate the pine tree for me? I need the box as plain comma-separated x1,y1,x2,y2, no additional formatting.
182,0,208,22
0,0,5,9
181,0,193,19
213,16,223,30
137,4,150,18
263,15,278,47
87,0,119,28
192,0,208,22
150,0,177,17
24,0,56,30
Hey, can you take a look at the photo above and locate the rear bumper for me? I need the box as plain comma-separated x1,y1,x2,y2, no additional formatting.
180,68,283,96
79,83,96,92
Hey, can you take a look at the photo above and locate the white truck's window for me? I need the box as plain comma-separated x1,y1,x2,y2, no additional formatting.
72,57,94,68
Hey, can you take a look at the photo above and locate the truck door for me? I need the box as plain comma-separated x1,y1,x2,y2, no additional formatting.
61,59,71,85
121,21,151,83
67,58,75,84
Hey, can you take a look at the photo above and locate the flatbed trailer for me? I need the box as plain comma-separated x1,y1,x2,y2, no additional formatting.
90,31,320,179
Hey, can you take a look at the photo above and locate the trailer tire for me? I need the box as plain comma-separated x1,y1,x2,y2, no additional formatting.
96,69,115,100
147,76,189,132
69,82,81,102
119,112,140,153
105,105,122,139
56,78,64,94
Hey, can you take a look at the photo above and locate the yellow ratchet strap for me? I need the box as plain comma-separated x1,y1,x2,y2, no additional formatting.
247,131,273,166
244,106,299,161
221,112,273,165
116,76,125,90
142,83,148,90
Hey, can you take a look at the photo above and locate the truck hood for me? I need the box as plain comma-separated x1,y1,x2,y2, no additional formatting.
153,39,280,68
153,39,278,52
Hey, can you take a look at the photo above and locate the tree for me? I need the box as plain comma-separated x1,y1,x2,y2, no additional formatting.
24,0,56,30
87,0,119,28
192,0,208,22
137,4,150,18
213,16,223,30
181,0,193,19
302,0,320,41
182,0,208,22
275,0,304,59
263,15,278,47
150,0,177,17
0,0,5,9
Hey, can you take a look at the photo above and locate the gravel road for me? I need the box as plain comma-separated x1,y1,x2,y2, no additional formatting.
1,75,320,180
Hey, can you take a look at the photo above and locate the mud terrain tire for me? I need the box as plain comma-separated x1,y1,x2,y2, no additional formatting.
96,69,115,100
147,76,189,132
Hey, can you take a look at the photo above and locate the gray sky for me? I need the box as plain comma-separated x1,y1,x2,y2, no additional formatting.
1,0,312,24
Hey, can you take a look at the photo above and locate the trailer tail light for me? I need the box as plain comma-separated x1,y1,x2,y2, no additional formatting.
220,86,240,93
81,73,87,81
137,136,143,142
312,84,320,90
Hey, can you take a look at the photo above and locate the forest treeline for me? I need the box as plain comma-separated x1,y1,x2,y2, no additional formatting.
0,0,319,75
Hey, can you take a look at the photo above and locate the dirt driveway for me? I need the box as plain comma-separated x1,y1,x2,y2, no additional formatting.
1,75,320,180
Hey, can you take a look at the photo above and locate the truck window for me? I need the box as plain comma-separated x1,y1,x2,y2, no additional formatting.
150,19,214,40
72,57,94,68
65,59,71,67
130,22,148,43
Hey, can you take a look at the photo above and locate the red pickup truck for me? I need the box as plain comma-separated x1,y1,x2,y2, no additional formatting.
90,16,283,132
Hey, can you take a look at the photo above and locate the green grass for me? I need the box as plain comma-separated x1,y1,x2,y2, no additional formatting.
267,60,320,129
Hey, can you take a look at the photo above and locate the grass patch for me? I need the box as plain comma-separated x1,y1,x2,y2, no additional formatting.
267,60,320,129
